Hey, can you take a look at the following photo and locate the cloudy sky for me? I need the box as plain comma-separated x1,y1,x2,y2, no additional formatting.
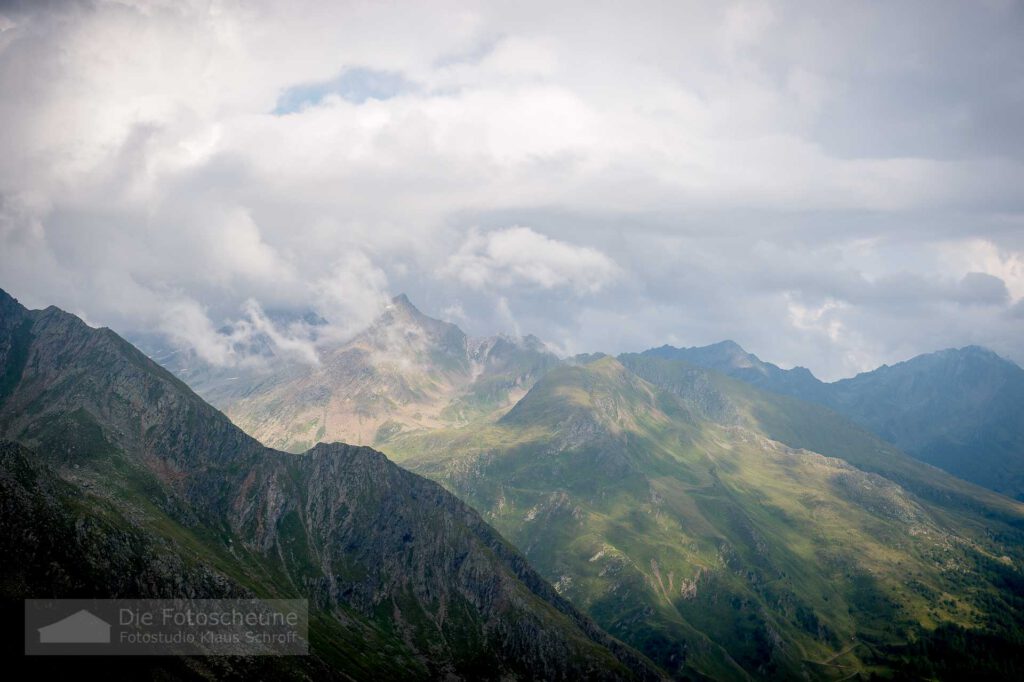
1,0,1023,380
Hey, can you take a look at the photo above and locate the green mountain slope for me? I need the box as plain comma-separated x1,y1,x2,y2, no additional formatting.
384,356,1024,680
0,289,660,681
644,343,1024,501
618,353,1024,527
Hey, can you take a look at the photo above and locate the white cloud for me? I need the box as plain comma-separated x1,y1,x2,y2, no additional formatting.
159,297,236,367
444,227,620,294
310,251,392,344
940,238,1024,301
0,0,1022,376
440,301,468,325
495,295,521,337
238,299,320,366
210,208,294,284
158,296,320,368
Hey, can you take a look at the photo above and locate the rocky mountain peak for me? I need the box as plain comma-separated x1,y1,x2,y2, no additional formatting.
389,292,417,311
710,340,762,369
500,356,662,438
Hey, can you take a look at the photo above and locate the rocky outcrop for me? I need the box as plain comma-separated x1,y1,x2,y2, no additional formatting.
204,294,561,452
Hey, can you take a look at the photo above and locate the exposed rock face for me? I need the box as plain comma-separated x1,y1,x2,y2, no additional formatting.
0,440,243,600
207,294,561,452
0,288,661,681
0,439,338,681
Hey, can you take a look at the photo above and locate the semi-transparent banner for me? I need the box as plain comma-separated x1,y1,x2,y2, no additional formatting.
25,598,308,656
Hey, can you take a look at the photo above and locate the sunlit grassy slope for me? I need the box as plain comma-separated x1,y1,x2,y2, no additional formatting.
384,356,1024,680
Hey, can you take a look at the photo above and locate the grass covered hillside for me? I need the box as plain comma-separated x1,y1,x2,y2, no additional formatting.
643,343,1024,501
384,356,1024,680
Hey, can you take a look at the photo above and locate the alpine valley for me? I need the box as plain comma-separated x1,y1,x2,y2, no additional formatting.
126,293,1024,680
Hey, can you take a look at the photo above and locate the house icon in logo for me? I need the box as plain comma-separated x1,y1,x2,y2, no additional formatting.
38,609,111,644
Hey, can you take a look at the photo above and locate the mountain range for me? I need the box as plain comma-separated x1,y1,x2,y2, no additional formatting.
0,288,659,680
644,341,1024,501
134,294,559,453
385,353,1024,679
7,289,1024,680
173,295,1024,505
154,294,1024,679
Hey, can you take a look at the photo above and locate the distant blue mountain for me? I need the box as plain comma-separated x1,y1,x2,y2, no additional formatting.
643,342,1024,501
